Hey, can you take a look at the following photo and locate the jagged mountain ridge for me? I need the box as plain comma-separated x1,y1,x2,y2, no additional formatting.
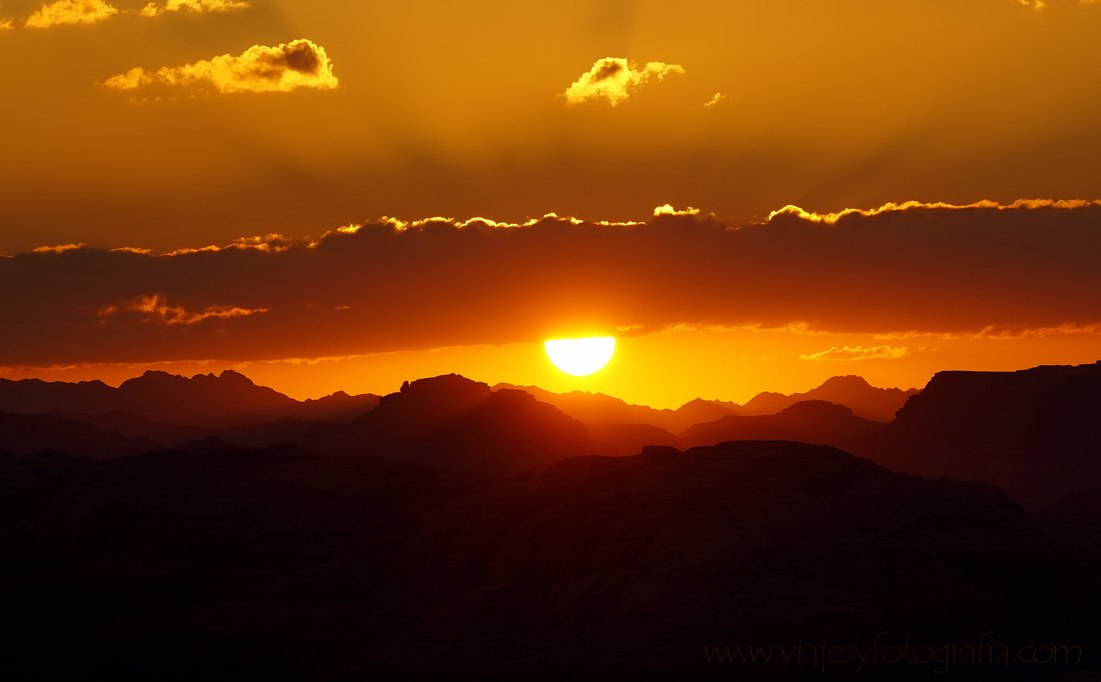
0,370,380,428
496,374,917,431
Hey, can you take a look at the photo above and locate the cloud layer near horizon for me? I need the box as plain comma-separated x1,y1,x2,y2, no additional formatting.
2,201,1099,366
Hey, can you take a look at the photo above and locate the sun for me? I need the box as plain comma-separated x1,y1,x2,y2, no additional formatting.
544,337,616,376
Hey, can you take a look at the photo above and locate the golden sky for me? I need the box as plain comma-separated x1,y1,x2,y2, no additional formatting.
1,0,1100,406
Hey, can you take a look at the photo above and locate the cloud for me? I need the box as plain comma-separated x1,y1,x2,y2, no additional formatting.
704,92,726,109
653,204,700,217
99,294,268,326
564,57,684,106
800,345,910,362
139,0,248,17
104,38,338,95
1,17,13,30
768,198,1101,225
2,200,1099,366
32,243,85,254
25,0,118,28
1014,0,1097,8
873,322,1101,342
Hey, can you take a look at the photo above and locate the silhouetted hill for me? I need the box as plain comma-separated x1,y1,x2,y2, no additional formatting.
0,378,115,414
364,441,1095,675
875,362,1101,525
0,445,491,679
310,375,596,475
1,441,1096,678
54,410,209,444
497,376,915,432
586,422,680,456
0,371,380,427
681,400,885,453
493,383,712,432
296,390,381,422
0,411,158,458
743,375,918,422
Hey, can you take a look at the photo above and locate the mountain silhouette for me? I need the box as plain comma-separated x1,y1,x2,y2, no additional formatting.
680,399,885,453
0,370,379,427
2,441,1095,677
309,375,596,475
873,361,1101,538
0,411,158,458
361,441,1093,675
493,383,736,433
742,375,918,422
585,422,680,456
498,375,916,432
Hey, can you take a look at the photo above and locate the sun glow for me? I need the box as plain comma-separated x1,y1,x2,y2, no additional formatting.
544,337,616,376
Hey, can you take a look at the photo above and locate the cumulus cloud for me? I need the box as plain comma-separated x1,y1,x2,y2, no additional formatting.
139,0,248,17
564,57,685,106
2,200,1099,366
25,0,117,28
104,38,338,95
99,294,268,326
800,345,910,362
653,204,700,217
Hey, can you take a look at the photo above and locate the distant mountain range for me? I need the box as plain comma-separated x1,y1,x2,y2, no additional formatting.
1,361,1099,676
496,374,916,430
680,399,885,453
2,363,1099,524
0,371,915,465
0,370,380,427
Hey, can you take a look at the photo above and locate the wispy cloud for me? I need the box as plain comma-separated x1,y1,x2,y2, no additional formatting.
0,17,13,30
25,0,117,28
32,243,86,254
1014,0,1097,8
99,294,268,326
800,345,910,362
139,0,248,18
704,92,726,109
104,39,338,95
564,57,684,106
768,198,1101,225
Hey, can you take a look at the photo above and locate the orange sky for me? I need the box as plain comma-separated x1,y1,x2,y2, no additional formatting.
1,0,1099,406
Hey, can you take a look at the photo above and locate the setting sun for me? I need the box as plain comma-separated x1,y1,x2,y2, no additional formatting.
544,337,616,376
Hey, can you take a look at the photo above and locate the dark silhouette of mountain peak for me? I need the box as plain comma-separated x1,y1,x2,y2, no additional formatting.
819,374,871,389
875,361,1101,519
743,375,916,422
113,369,296,427
778,399,855,419
0,369,378,432
363,374,492,428
306,376,594,475
681,400,883,453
